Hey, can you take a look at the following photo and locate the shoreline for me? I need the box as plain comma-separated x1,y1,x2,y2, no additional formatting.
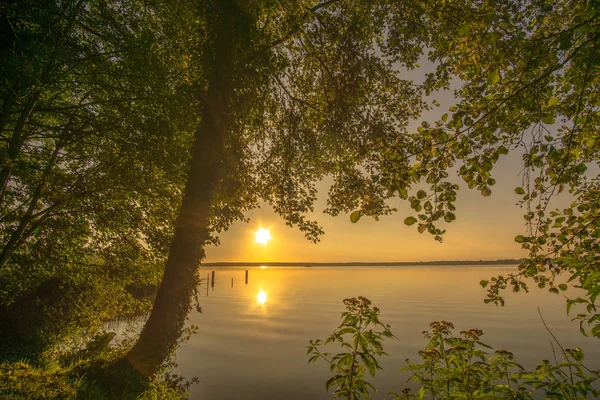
202,259,523,267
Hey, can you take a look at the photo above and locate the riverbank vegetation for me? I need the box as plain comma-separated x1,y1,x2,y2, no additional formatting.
0,348,187,399
1,0,599,397
309,297,599,399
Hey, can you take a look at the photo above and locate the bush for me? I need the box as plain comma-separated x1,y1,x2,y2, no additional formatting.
307,296,394,399
309,298,600,400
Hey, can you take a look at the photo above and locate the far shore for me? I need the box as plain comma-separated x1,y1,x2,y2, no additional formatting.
202,259,523,267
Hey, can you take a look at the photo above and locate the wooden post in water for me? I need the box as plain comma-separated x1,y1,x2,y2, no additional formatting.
231,278,233,287
206,273,209,296
245,269,248,284
211,270,215,288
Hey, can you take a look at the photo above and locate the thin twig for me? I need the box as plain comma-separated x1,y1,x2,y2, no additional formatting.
537,307,567,356
538,307,577,385
550,341,559,365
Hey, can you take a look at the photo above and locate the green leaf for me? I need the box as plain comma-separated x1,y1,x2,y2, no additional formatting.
515,187,525,195
326,376,341,390
559,34,572,50
542,114,555,124
515,235,525,243
558,283,568,291
404,216,418,226
458,22,470,36
444,212,456,222
350,210,361,223
417,190,427,199
571,347,584,362
580,321,588,337
547,97,560,107
487,70,500,85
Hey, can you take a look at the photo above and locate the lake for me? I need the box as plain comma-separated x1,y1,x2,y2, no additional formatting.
171,265,600,399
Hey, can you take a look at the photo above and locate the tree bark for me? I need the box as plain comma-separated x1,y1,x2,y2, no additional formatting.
124,0,245,377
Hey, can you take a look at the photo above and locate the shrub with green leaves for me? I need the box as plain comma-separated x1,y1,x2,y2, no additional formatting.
398,321,599,399
310,300,599,400
307,296,394,399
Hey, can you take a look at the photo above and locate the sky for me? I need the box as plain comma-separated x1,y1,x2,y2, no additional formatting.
204,63,574,264
204,148,571,263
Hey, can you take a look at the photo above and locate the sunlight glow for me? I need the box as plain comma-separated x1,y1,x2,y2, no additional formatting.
257,290,267,304
254,228,272,245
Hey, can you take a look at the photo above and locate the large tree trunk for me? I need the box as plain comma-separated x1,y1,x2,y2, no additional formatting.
124,0,246,377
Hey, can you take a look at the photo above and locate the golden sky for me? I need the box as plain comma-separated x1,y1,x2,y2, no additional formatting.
204,148,574,263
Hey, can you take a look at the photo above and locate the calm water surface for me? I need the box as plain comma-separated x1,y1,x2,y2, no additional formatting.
173,265,600,399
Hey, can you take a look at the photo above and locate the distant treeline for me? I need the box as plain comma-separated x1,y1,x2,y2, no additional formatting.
203,259,524,267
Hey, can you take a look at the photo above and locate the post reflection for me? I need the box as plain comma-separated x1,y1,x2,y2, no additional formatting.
201,267,297,315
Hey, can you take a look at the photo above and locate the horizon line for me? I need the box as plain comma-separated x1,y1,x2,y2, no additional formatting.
202,258,524,266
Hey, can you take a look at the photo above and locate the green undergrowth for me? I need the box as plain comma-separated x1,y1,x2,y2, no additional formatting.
0,359,186,400
0,359,185,400
0,334,187,400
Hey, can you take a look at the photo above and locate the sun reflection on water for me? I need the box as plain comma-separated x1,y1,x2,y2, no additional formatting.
257,290,267,304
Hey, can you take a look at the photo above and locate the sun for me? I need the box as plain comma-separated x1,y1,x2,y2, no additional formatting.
254,228,271,245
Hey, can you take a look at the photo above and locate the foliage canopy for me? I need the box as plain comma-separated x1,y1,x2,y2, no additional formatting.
1,0,599,380
386,0,600,338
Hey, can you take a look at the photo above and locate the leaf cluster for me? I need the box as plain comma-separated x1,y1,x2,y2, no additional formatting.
397,321,599,400
307,296,394,399
0,0,201,354
362,0,600,337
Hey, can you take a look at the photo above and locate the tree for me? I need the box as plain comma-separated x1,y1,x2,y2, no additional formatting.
5,0,597,379
0,0,199,352
125,0,600,375
124,0,433,376
382,0,600,338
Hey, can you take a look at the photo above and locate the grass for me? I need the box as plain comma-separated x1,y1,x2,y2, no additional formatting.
0,351,187,399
